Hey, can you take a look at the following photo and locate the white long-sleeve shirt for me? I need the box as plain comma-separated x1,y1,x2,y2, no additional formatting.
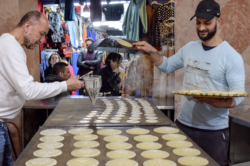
0,33,67,120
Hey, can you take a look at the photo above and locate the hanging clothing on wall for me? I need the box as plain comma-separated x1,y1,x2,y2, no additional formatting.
82,23,87,48
40,50,49,81
144,4,159,45
102,4,124,21
87,29,96,41
90,0,102,22
38,0,45,52
66,21,77,47
38,0,45,15
95,31,102,40
48,12,64,43
64,0,75,21
122,0,147,41
156,2,175,47
74,17,83,47
60,20,73,57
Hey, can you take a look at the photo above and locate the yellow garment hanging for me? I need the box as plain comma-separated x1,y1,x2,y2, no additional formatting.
82,23,87,48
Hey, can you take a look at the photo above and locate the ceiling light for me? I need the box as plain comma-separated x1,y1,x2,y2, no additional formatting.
82,5,90,17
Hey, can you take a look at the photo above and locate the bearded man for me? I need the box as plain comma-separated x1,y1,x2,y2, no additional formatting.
134,0,245,166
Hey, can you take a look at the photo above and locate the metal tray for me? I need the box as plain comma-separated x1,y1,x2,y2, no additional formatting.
14,126,219,166
43,98,173,127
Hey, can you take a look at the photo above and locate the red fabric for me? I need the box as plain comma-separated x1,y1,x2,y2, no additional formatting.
38,0,45,14
38,0,45,64
100,61,104,68
61,20,73,57
75,6,81,13
68,64,76,95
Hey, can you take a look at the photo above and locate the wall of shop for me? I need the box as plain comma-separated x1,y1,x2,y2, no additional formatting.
175,0,250,117
0,0,39,158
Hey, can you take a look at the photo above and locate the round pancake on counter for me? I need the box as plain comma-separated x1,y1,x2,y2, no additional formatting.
106,142,133,150
79,120,90,124
67,158,99,166
73,134,98,141
146,120,158,123
39,135,64,142
173,148,201,156
97,129,122,136
162,134,187,141
136,142,162,150
166,140,193,148
94,120,105,123
126,128,150,135
153,127,179,134
146,117,158,120
71,148,100,157
178,156,209,166
109,120,121,123
127,120,140,124
37,141,63,149
40,129,66,136
68,128,93,135
141,150,169,159
106,150,136,159
33,149,62,157
104,135,129,142
143,159,176,166
25,158,57,166
105,159,138,166
134,135,158,142
74,141,100,148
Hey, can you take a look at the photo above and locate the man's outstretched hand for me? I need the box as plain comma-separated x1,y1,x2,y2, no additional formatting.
66,75,84,91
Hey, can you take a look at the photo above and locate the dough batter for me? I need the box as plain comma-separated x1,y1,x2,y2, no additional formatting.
66,158,99,166
136,142,162,150
106,150,136,159
73,134,98,141
106,142,133,150
97,129,122,136
126,128,150,135
105,159,138,166
71,148,100,157
73,141,100,148
40,129,66,136
25,158,57,166
178,156,209,166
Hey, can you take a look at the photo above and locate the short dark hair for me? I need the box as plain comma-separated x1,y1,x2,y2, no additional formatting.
85,38,94,43
105,52,122,66
52,62,68,75
17,11,43,27
48,53,60,66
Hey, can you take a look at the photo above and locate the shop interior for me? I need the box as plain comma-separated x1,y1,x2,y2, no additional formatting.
0,0,250,166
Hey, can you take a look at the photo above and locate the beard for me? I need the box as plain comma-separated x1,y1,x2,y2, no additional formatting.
197,23,217,41
24,36,39,50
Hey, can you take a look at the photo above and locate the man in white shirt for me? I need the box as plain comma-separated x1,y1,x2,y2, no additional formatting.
135,0,245,166
0,11,83,165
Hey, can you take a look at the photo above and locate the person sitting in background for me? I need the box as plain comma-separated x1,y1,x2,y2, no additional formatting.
77,37,103,95
45,62,71,83
100,52,122,96
44,53,60,78
77,38,103,76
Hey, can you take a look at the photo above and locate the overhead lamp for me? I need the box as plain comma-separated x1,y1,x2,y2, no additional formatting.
81,0,90,18
82,5,90,17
